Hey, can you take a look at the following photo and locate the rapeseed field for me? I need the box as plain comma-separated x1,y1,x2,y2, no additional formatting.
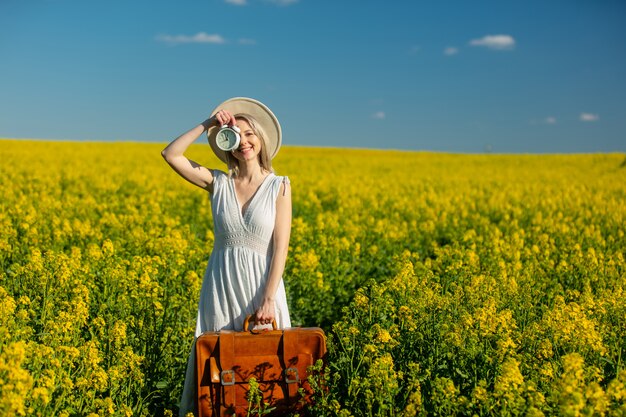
1,139,625,416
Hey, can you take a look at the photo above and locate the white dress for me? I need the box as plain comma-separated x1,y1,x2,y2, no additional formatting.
179,170,292,416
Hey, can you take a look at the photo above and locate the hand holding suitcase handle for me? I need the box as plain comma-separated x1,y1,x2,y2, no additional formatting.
243,315,278,333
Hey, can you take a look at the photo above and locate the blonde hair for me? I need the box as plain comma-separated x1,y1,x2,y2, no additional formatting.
225,113,273,177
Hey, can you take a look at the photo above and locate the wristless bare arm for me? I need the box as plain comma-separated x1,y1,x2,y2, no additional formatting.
161,117,217,191
255,182,292,325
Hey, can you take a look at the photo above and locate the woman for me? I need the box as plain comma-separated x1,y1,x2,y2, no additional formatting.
161,97,292,416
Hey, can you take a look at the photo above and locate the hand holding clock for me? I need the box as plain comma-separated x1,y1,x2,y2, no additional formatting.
212,109,237,128
211,109,242,151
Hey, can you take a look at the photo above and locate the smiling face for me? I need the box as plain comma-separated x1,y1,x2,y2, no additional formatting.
230,119,263,163
224,114,273,176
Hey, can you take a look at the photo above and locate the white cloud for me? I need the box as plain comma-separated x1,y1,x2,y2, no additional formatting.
372,111,385,120
580,113,599,122
529,116,558,125
225,0,247,4
444,47,459,56
469,34,516,50
238,38,257,45
156,32,226,45
266,0,299,5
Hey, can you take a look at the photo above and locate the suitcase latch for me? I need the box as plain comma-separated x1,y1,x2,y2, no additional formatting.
221,370,235,386
284,367,299,384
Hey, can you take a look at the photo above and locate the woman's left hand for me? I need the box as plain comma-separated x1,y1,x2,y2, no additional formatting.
255,298,276,326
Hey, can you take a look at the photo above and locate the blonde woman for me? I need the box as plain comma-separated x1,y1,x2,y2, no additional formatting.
161,97,291,416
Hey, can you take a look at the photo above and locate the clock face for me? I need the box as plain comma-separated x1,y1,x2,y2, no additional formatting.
216,128,239,151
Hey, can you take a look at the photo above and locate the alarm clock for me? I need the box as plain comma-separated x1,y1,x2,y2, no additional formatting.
215,125,241,152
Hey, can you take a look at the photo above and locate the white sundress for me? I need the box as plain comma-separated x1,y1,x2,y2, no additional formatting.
179,170,292,416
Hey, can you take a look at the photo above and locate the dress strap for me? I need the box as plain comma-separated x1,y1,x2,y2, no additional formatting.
282,176,290,196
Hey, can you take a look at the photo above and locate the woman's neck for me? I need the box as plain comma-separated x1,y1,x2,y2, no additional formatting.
237,160,266,183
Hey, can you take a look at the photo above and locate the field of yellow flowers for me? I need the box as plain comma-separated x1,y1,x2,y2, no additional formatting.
1,138,625,416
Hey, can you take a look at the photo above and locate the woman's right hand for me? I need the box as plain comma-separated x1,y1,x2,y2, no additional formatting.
213,110,236,127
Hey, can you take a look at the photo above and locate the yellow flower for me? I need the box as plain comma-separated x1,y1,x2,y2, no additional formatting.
111,321,127,347
31,387,51,406
0,341,33,416
494,357,524,400
102,239,115,255
363,344,376,354
472,380,488,404
353,291,369,309
376,328,392,344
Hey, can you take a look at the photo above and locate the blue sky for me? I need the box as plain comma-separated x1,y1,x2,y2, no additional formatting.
1,0,625,153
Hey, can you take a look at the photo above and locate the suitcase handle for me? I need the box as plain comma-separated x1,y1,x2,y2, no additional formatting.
243,315,278,332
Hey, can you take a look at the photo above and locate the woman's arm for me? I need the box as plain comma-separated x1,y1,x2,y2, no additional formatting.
161,110,236,191
255,180,292,326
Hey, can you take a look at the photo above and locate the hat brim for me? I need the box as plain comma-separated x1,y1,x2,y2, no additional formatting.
207,97,282,164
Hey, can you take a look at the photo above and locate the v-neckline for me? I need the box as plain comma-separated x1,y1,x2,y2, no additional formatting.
230,173,273,220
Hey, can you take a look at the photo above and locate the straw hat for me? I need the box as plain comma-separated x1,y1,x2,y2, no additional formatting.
207,97,282,163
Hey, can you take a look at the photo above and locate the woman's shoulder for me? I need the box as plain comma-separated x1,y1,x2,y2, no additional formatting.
269,172,289,184
209,169,228,191
269,172,290,196
212,169,228,180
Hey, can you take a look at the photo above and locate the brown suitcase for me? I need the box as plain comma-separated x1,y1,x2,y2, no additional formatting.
195,316,327,417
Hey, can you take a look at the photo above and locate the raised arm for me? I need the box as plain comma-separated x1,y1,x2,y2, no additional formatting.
255,180,292,326
161,110,237,191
